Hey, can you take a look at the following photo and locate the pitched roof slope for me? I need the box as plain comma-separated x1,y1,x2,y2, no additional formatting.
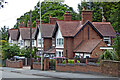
57,21,82,37
92,22,116,37
74,39,102,53
8,29,19,40
19,27,36,40
40,24,55,38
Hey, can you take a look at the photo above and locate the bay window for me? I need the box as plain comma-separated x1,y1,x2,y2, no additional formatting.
56,38,64,46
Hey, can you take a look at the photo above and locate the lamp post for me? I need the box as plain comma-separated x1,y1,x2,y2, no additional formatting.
39,0,43,70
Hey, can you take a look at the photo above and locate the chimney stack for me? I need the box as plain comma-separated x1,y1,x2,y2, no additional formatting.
81,8,93,24
49,17,58,24
102,16,106,22
18,22,25,28
64,11,72,21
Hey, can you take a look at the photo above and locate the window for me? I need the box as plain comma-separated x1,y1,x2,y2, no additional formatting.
59,52,61,57
57,38,64,45
20,40,24,46
32,40,34,45
38,39,41,45
103,37,111,46
56,51,63,57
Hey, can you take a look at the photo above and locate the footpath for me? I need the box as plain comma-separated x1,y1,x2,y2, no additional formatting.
0,67,119,79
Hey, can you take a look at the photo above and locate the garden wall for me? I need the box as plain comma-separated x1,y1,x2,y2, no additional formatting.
6,59,23,68
101,60,120,77
33,62,41,70
56,60,120,77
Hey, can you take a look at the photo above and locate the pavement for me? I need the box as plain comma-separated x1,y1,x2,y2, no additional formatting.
0,67,120,79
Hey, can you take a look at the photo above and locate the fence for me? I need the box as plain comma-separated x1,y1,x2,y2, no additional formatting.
6,59,23,68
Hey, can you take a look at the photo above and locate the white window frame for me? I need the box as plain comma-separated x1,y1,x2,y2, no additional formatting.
56,38,64,46
32,40,34,45
20,40,24,46
56,51,63,57
103,37,111,46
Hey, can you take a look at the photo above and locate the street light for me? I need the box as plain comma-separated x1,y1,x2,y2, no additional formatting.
39,0,43,70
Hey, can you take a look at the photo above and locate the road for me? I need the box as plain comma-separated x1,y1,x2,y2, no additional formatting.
0,67,119,80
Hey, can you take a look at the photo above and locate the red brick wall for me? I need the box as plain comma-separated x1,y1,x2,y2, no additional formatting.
43,38,52,51
56,64,101,73
33,62,41,70
90,40,107,58
101,60,120,77
64,38,74,59
6,60,23,68
74,30,84,49
81,11,93,24
89,26,101,39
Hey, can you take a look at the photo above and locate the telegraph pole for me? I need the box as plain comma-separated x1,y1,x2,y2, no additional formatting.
39,0,43,70
30,10,33,69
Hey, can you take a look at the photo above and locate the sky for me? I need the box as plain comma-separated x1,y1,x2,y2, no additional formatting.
0,0,81,29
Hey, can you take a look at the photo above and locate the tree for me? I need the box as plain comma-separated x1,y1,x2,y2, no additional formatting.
113,33,120,60
2,42,20,60
14,2,78,28
0,26,9,40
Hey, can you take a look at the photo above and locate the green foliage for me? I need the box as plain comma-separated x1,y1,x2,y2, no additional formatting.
78,2,120,32
113,34,120,60
99,50,119,61
68,59,74,64
62,60,65,64
14,2,78,28
0,26,9,40
77,60,80,63
2,42,20,60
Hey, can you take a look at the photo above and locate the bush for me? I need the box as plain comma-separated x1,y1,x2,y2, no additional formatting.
62,60,65,64
77,60,80,63
68,59,74,64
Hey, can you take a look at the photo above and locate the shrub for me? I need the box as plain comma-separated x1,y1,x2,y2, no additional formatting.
62,60,65,64
77,60,80,63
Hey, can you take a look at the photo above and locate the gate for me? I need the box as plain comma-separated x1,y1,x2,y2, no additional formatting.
49,59,55,70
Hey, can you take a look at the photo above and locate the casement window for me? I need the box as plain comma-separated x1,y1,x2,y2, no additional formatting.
103,37,111,46
38,38,43,45
32,40,34,45
56,51,63,57
57,38,64,46
38,39,41,45
20,40,24,46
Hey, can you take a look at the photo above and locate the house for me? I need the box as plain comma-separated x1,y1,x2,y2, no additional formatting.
18,21,36,49
7,29,19,46
35,18,57,58
7,21,37,49
53,10,116,59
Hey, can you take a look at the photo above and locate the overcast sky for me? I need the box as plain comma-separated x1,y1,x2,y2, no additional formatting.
0,0,81,29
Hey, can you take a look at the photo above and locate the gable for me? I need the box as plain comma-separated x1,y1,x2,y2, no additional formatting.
74,21,103,38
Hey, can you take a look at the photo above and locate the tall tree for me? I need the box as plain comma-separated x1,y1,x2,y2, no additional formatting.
14,2,78,28
0,26,9,40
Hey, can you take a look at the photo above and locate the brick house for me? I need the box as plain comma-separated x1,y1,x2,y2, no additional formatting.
35,18,57,58
52,10,116,59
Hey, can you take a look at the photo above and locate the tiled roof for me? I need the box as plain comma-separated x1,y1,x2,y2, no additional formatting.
74,39,102,53
92,22,116,37
40,24,55,38
19,27,36,40
8,29,19,40
57,21,82,37
44,46,55,54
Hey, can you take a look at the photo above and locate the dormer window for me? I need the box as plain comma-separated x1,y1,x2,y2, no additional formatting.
38,38,43,45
